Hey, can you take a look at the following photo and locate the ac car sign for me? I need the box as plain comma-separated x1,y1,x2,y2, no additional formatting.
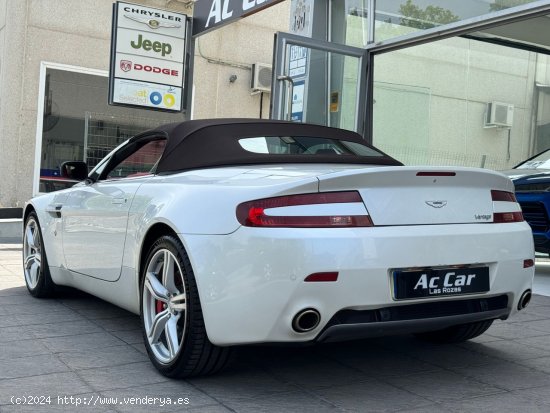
193,0,284,36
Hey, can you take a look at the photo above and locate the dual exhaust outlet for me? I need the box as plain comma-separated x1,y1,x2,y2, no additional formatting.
518,289,532,311
292,308,321,333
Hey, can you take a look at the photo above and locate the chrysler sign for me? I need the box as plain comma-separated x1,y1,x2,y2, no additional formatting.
193,0,284,36
109,2,188,112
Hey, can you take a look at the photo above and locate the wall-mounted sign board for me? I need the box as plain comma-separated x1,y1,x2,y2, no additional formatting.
193,0,284,36
109,1,188,112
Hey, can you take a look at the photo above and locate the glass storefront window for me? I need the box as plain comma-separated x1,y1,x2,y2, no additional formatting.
328,0,540,46
375,0,539,42
330,0,370,48
39,67,182,193
372,36,544,170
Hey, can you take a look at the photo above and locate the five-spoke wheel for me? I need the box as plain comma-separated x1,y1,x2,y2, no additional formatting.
140,235,232,377
142,248,187,364
23,212,54,297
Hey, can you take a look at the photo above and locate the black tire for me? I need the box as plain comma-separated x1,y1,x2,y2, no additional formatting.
140,235,232,378
22,212,55,298
414,319,494,344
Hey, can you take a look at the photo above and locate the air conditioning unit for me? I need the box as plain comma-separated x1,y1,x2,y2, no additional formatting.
485,102,514,128
250,63,272,93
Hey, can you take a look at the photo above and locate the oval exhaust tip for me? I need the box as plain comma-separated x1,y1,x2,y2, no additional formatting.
518,289,532,311
292,309,321,333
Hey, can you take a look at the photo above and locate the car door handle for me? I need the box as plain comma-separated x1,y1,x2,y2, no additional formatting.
46,204,63,218
112,198,126,205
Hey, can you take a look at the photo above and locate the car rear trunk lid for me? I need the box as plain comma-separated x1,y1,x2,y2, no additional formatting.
317,166,517,226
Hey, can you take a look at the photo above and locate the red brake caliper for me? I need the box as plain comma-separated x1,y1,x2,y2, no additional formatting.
155,300,164,314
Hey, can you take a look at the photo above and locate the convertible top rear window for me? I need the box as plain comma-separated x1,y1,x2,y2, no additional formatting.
238,136,385,157
136,119,402,173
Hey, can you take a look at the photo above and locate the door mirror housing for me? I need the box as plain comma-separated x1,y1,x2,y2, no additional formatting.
60,161,88,181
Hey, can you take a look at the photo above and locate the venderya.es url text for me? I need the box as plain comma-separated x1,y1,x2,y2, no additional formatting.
11,395,190,407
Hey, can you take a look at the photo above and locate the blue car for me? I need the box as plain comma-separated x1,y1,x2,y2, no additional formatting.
507,149,550,254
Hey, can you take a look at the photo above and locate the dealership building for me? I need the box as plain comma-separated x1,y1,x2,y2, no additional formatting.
1,0,550,208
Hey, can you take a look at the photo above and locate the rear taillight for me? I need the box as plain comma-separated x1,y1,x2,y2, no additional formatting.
236,191,373,228
493,212,524,223
491,190,523,223
491,190,517,202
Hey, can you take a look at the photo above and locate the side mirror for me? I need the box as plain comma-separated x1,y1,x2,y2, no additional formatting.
60,161,88,181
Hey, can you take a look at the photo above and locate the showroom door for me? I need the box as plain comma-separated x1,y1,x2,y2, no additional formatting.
271,32,368,136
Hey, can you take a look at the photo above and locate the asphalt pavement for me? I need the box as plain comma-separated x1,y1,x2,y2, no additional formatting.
2,242,550,412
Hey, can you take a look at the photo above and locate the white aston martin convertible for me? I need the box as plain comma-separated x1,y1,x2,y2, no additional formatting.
24,119,534,377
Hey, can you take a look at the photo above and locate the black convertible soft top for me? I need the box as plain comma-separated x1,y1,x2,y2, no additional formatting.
136,118,402,173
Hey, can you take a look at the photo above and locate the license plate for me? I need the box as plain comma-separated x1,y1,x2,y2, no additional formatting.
393,266,489,300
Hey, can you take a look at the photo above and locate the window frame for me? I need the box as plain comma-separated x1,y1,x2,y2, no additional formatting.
92,134,167,182
34,62,108,196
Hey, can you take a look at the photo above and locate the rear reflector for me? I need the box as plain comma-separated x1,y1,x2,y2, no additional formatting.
304,272,339,282
493,212,524,223
416,172,456,177
236,191,373,228
523,259,535,268
491,190,517,202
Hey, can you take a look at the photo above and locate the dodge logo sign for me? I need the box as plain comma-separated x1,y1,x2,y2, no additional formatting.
120,60,132,72
118,60,180,77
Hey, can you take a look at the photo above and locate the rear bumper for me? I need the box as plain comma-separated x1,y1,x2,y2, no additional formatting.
316,295,509,342
181,222,534,346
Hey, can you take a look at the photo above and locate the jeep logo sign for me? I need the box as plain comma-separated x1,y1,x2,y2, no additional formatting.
109,2,188,112
130,34,172,57
193,0,284,36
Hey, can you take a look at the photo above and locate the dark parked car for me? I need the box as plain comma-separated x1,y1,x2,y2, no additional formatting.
506,149,550,254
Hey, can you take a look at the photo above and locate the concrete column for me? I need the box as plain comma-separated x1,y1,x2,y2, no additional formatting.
0,0,27,207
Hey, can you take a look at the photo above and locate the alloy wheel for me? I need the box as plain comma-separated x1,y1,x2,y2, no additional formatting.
142,248,187,364
23,217,42,290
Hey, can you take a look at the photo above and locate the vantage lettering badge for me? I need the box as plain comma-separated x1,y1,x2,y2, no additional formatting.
109,2,188,111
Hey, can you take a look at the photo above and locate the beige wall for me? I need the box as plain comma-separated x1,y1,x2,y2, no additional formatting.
0,0,290,207
192,1,289,119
